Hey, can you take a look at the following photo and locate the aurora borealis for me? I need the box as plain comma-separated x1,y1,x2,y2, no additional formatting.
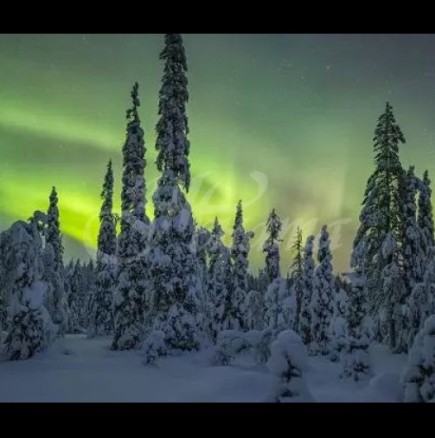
1,34,435,272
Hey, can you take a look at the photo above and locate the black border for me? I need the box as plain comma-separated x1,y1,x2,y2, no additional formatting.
2,5,434,34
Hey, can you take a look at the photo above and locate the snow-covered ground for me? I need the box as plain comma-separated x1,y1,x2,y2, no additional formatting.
0,335,407,402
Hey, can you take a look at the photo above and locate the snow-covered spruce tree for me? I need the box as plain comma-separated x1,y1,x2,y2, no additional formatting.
41,243,63,337
82,261,93,326
205,219,223,332
263,209,282,283
267,330,314,402
193,225,210,296
247,272,257,292
262,209,293,335
46,188,63,271
1,219,53,360
147,169,203,352
265,277,294,335
44,187,68,335
408,283,432,352
402,315,435,402
229,201,254,331
65,260,90,333
403,170,435,348
310,225,335,355
381,233,408,353
83,260,97,331
407,249,435,349
283,277,297,329
206,219,230,340
341,262,371,381
63,260,74,295
90,160,118,338
352,102,405,318
213,329,273,366
0,256,7,342
422,247,435,314
289,227,304,333
0,292,6,345
73,260,89,332
410,171,435,341
417,170,434,257
397,166,428,350
400,166,426,296
207,218,224,287
65,260,81,334
143,34,203,358
210,245,233,339
156,33,191,193
112,83,150,351
190,225,210,338
213,330,251,365
329,281,348,362
298,235,315,346
246,290,265,331
254,269,270,295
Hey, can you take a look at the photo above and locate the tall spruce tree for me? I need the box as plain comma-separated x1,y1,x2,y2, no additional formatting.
145,34,203,356
207,218,224,286
75,260,88,332
206,218,231,340
85,248,97,335
90,160,118,337
265,276,293,334
400,166,426,294
299,235,315,345
44,187,68,335
156,33,190,192
194,226,210,296
418,170,434,257
263,209,282,283
46,187,63,272
352,102,405,315
149,172,202,351
329,281,348,362
229,201,254,331
211,245,233,339
310,225,335,355
246,289,266,331
290,228,304,333
405,170,435,349
341,268,371,381
1,219,54,360
381,233,408,352
112,83,150,351
65,260,81,333
84,259,97,330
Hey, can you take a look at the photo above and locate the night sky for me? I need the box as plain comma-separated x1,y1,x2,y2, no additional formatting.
1,34,435,273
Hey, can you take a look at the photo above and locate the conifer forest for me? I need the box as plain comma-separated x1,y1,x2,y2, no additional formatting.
1,34,435,403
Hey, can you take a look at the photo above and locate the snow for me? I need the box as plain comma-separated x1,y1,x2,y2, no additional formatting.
22,281,47,310
401,315,435,402
0,334,409,402
268,330,308,374
368,373,402,402
267,330,313,402
0,335,274,402
306,344,406,402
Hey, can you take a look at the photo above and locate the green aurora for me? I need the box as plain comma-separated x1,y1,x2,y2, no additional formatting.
1,34,435,272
